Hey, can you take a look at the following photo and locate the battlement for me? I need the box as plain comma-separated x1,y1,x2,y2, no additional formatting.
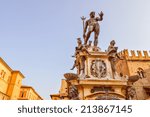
118,49,150,60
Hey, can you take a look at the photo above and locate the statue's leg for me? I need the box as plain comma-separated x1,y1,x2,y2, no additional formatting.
94,33,98,47
84,31,92,45
94,25,100,47
70,64,76,70
71,59,78,70
110,59,115,72
80,57,85,74
77,65,80,75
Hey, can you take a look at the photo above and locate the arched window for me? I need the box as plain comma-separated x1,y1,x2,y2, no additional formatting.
0,70,6,79
137,67,145,78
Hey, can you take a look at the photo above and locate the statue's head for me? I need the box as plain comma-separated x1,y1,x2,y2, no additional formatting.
77,38,82,44
90,11,95,18
110,40,115,45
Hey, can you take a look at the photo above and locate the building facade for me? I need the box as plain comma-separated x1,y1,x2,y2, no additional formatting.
18,86,43,100
116,49,150,100
0,57,42,100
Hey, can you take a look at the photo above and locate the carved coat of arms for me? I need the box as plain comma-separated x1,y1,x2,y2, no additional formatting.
90,59,107,78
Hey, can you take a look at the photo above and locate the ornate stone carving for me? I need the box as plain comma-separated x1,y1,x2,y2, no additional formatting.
96,94,120,100
127,87,136,100
91,87,114,93
90,59,107,78
137,67,145,79
68,85,79,100
64,73,78,81
128,75,139,84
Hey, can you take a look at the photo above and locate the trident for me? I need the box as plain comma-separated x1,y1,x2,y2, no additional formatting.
81,16,86,37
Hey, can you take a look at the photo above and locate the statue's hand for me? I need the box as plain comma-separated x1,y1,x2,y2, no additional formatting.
99,11,104,17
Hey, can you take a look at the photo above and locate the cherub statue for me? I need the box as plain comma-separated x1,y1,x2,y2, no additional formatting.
71,38,90,75
70,38,83,71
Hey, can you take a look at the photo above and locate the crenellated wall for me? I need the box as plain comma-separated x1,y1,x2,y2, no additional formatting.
118,49,150,60
117,50,150,76
117,50,150,100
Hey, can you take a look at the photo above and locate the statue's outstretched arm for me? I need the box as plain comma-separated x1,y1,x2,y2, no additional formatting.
97,11,104,21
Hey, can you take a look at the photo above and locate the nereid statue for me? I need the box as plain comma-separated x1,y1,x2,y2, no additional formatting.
107,40,123,76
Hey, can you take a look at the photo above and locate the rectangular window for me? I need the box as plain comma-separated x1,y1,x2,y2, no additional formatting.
0,70,6,79
2,72,6,79
20,91,27,98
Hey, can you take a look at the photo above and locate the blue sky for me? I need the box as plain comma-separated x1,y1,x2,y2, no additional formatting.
0,0,150,99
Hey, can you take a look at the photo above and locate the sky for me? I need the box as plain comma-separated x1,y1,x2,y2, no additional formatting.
0,0,150,99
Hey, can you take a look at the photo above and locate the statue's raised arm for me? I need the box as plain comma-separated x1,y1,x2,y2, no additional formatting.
97,11,104,21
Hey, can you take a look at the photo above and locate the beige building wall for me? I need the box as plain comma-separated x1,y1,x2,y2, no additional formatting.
0,58,12,91
127,61,150,76
0,57,42,100
118,49,150,76
133,68,150,100
0,57,25,100
0,58,13,100
117,50,150,99
116,59,129,76
59,80,68,96
7,71,24,99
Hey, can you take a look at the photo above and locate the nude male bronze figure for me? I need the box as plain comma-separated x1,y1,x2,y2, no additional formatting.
83,11,104,47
